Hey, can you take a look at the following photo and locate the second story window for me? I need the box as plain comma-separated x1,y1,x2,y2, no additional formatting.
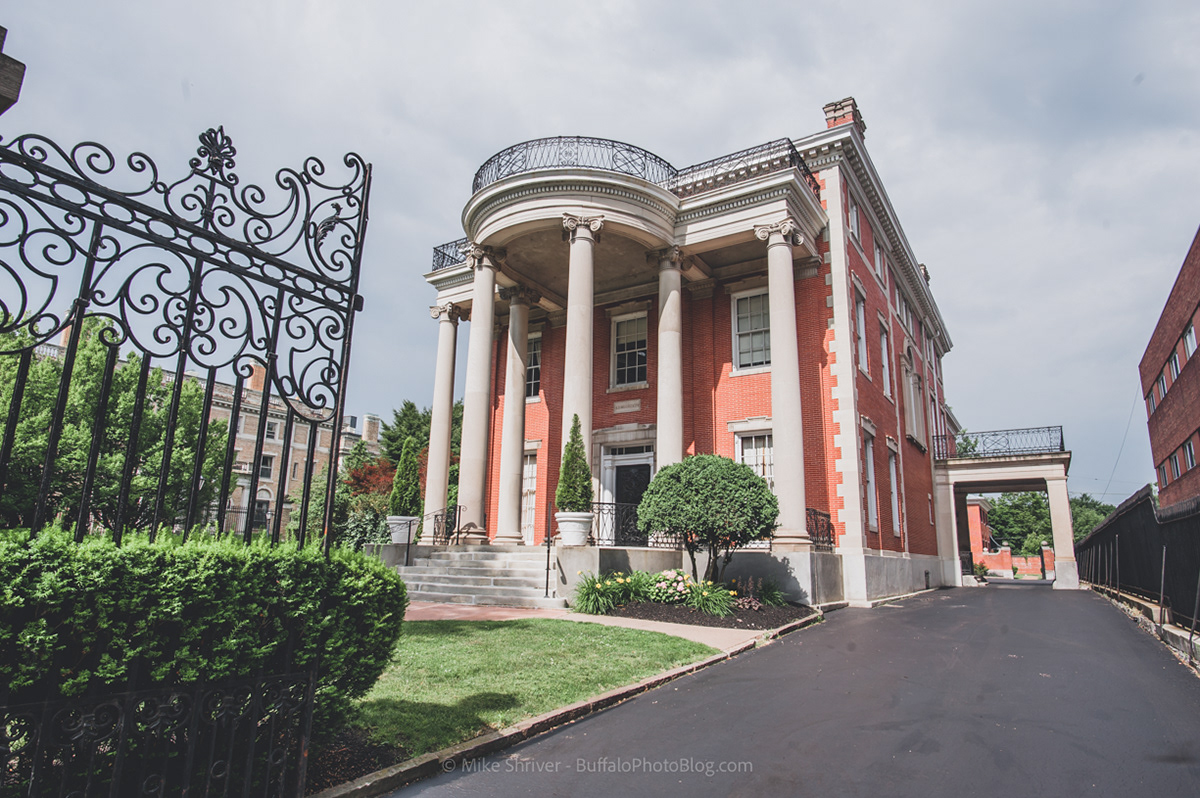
259,454,274,480
1169,352,1180,380
526,335,542,398
613,314,647,386
265,420,279,440
733,292,771,370
1185,324,1196,359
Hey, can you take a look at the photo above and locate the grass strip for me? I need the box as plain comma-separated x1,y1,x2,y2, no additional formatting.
354,619,716,756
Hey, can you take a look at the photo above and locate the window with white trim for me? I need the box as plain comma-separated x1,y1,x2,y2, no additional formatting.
854,292,868,373
1184,440,1196,471
612,314,647,386
1185,324,1197,358
1157,373,1167,400
863,432,877,530
874,240,886,280
902,356,927,446
888,451,901,536
738,433,774,490
733,291,771,370
848,196,860,240
259,454,274,480
1147,391,1156,415
1170,453,1181,480
1158,464,1168,488
1169,352,1180,381
526,334,541,398
264,420,279,440
880,326,892,397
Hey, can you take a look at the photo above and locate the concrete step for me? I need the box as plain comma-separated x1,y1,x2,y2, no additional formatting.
407,586,566,610
395,570,548,589
425,550,548,563
405,559,549,575
403,580,553,600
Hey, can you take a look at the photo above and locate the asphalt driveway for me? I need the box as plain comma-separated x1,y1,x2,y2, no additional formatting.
389,584,1200,797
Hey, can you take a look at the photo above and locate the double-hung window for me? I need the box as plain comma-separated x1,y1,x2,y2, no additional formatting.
1170,453,1181,480
863,433,878,530
1157,374,1168,400
1185,325,1197,359
733,292,771,370
854,292,868,373
1184,440,1196,471
259,454,274,480
874,240,886,281
888,451,901,536
612,314,647,386
880,326,892,397
848,197,860,240
1169,352,1180,381
738,433,774,489
526,334,542,398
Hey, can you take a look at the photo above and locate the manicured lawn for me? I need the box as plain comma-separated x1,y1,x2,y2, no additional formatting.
353,619,716,757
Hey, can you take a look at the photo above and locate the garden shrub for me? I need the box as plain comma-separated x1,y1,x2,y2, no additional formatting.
0,527,407,728
637,455,778,582
648,569,692,604
555,414,593,513
572,571,620,615
729,575,787,608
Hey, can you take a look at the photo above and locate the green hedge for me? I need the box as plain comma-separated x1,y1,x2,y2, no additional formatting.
0,528,407,721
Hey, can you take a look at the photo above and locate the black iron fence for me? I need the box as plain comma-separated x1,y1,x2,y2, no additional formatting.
1076,486,1200,632
591,501,683,548
0,127,371,797
2,672,312,797
933,426,1065,460
807,508,835,553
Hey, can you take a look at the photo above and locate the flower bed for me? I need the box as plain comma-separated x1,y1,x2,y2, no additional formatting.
573,568,799,624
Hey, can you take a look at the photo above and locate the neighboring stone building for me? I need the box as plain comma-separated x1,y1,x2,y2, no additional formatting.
1141,225,1200,508
422,98,960,604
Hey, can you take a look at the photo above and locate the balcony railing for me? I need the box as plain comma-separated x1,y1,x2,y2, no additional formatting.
670,138,820,199
431,236,469,272
933,426,1065,460
473,136,678,194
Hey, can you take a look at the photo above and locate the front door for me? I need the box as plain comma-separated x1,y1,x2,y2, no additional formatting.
615,463,652,506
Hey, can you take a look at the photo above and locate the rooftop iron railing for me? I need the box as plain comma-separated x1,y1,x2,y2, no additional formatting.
933,426,1065,460
437,136,822,270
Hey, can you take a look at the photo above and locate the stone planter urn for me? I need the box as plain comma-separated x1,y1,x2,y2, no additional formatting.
387,515,418,545
555,511,593,546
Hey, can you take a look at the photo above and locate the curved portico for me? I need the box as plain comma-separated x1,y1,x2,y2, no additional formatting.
424,135,827,552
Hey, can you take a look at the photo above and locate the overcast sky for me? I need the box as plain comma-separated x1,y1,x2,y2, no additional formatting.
4,1,1198,504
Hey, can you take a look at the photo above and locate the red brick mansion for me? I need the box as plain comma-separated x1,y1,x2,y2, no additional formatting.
421,98,962,604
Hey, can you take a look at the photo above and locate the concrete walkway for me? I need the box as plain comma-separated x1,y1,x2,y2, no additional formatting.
405,600,778,652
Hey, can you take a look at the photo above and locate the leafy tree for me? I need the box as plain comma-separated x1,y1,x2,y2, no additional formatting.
0,321,231,533
954,429,979,456
1069,493,1115,542
985,492,1052,556
380,398,463,508
389,436,422,517
554,414,593,513
637,454,778,582
984,491,1118,554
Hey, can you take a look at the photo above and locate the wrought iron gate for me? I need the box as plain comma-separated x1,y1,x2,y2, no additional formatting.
0,128,371,796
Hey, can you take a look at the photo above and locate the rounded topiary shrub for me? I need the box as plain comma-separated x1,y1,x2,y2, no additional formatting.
637,454,778,582
0,527,407,725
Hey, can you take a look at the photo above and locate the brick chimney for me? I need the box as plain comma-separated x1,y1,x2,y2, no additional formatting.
823,97,866,138
249,362,266,392
363,413,381,444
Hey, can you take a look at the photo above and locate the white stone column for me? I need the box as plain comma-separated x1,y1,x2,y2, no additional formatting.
561,214,602,460
423,302,463,518
755,219,807,545
654,247,684,468
494,286,539,544
1046,475,1080,589
457,245,502,535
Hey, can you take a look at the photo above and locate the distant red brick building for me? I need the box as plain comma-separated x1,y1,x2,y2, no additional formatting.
1141,226,1200,508
423,98,959,604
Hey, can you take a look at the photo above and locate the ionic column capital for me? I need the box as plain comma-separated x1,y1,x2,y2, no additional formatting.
430,302,466,323
498,285,541,306
754,218,801,245
462,242,506,269
563,213,604,243
647,245,683,270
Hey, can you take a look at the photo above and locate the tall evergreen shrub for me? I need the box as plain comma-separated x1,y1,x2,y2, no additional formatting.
555,414,593,513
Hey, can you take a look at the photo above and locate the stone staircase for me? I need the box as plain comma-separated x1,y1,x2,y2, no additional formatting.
395,545,567,609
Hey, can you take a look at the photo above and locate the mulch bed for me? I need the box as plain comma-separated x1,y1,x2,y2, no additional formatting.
605,601,817,630
305,728,408,795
